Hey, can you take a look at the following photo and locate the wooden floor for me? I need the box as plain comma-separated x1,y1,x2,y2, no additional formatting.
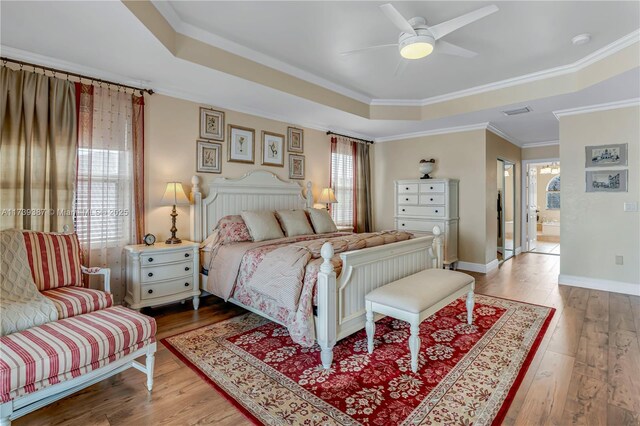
17,253,640,425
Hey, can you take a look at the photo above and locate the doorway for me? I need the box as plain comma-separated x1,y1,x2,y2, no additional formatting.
497,159,516,263
524,161,560,255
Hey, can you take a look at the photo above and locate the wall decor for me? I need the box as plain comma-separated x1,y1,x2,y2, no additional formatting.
289,154,305,180
261,131,285,167
287,127,304,153
228,125,255,164
585,143,627,167
196,140,221,173
586,169,627,192
199,107,225,141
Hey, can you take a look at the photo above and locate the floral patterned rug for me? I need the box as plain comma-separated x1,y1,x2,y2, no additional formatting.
162,295,554,425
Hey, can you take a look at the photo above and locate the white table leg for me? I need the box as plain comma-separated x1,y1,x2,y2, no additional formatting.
365,307,375,354
466,290,475,325
409,320,421,373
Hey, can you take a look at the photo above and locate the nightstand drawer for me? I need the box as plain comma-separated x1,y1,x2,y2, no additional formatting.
142,278,194,300
141,261,193,283
141,249,193,266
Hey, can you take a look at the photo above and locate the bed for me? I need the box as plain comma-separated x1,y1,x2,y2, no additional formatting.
190,170,443,369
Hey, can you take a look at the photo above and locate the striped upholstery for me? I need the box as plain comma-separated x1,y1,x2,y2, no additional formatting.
42,287,113,319
22,231,83,291
0,306,156,403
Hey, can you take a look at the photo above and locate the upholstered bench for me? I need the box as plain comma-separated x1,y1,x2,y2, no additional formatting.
365,269,475,373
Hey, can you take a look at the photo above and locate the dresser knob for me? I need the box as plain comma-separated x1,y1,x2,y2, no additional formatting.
184,282,190,287
185,266,190,271
184,253,190,258
435,210,439,213
401,223,405,227
405,187,409,190
405,198,409,201
402,209,405,212
148,289,153,294
148,257,153,262
430,186,434,190
430,198,433,201
148,272,153,277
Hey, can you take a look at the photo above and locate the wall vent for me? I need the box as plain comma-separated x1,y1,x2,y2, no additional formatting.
502,106,532,116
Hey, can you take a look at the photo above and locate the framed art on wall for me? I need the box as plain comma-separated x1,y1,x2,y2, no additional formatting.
261,131,285,167
199,107,225,141
196,140,221,173
287,127,304,153
585,143,627,167
586,169,628,192
289,154,305,179
228,125,255,164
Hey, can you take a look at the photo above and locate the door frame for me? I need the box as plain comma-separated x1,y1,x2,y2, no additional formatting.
497,158,516,262
521,157,560,252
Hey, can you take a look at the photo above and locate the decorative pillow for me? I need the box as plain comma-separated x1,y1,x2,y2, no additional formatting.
217,215,252,243
22,231,83,291
240,211,285,242
306,208,338,234
275,210,314,237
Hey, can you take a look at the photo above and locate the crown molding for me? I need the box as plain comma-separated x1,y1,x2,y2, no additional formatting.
374,122,489,143
522,140,560,148
553,98,640,119
486,124,522,146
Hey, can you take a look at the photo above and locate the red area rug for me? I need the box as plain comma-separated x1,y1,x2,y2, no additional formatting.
162,295,554,425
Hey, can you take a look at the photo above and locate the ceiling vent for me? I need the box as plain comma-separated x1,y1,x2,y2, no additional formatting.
502,106,532,116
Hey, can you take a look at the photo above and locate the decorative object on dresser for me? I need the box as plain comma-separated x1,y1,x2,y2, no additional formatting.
317,187,338,209
124,241,200,310
289,154,305,179
143,233,156,246
199,107,225,141
287,126,304,152
395,178,459,268
228,124,255,163
196,140,222,174
261,131,285,167
160,182,190,244
419,158,436,179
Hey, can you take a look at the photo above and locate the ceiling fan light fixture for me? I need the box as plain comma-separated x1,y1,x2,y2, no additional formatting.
399,35,434,59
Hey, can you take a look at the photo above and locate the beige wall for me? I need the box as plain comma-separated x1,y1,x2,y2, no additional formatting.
560,106,640,286
522,144,559,161
371,129,487,264
144,94,331,242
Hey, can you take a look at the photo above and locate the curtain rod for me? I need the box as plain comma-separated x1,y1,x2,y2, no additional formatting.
1,57,154,95
326,131,374,144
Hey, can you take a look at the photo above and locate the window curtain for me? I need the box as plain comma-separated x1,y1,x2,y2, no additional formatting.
354,142,372,233
0,67,77,231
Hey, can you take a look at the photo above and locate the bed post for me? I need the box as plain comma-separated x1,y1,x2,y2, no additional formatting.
306,181,314,209
432,226,443,269
190,175,202,242
317,242,336,369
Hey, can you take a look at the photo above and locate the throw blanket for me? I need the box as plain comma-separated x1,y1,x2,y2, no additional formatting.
0,230,58,336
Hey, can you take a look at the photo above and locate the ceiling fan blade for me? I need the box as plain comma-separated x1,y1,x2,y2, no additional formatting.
340,43,398,56
380,4,417,35
436,40,478,58
429,4,498,40
394,59,408,77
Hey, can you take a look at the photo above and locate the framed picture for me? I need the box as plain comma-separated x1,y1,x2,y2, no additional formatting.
586,169,628,192
585,143,627,167
228,125,255,164
287,127,304,153
261,131,285,167
196,140,221,173
289,154,305,180
199,108,225,141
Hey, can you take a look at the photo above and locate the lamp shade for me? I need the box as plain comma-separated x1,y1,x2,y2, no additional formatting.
161,182,190,205
318,188,337,204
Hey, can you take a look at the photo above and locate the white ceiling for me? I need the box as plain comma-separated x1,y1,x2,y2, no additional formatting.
0,1,638,146
164,1,640,100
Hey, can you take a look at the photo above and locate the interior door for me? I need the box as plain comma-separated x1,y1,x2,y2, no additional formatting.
527,166,538,251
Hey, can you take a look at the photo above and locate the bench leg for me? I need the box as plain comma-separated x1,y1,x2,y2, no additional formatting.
466,290,475,325
365,307,375,354
409,321,421,373
146,349,155,392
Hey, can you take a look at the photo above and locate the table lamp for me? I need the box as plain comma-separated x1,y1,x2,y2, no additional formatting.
318,187,338,209
160,182,190,244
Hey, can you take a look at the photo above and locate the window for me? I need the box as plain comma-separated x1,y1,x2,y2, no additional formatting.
546,175,560,210
331,139,354,228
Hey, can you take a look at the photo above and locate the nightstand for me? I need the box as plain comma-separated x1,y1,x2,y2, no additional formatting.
124,241,200,310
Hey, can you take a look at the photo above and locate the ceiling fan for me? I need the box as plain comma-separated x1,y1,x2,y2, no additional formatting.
341,3,498,74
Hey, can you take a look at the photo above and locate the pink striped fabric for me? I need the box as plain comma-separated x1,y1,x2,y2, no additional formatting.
0,306,156,403
42,287,113,319
22,231,84,291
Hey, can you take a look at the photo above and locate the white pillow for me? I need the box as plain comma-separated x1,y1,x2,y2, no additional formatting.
306,208,338,234
240,211,285,242
276,210,314,237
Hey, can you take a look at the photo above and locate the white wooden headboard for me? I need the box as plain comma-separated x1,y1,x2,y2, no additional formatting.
190,170,314,242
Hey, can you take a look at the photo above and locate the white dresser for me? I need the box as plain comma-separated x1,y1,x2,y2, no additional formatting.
124,241,200,310
395,179,459,267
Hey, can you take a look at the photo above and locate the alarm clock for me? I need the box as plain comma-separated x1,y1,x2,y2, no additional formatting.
143,233,156,246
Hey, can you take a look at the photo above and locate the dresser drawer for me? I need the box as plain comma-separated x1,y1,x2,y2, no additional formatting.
398,205,445,217
141,278,194,300
397,194,418,205
141,249,193,266
419,183,445,193
397,183,418,194
141,261,193,283
419,194,445,205
397,219,446,233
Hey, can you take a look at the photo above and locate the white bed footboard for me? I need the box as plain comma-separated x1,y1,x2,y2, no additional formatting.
316,228,443,368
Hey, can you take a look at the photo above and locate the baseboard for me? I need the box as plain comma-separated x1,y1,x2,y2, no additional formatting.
558,274,640,296
515,246,522,255
457,259,499,274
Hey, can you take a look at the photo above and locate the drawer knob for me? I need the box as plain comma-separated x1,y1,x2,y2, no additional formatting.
148,272,153,277
184,282,190,287
435,210,439,213
148,257,154,262
405,198,409,201
430,198,433,201
405,187,409,190
401,223,405,226
402,208,405,212
430,186,434,190
184,253,190,258
148,289,153,294
185,266,190,271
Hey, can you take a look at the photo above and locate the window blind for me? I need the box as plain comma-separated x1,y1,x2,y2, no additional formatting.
331,139,354,228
